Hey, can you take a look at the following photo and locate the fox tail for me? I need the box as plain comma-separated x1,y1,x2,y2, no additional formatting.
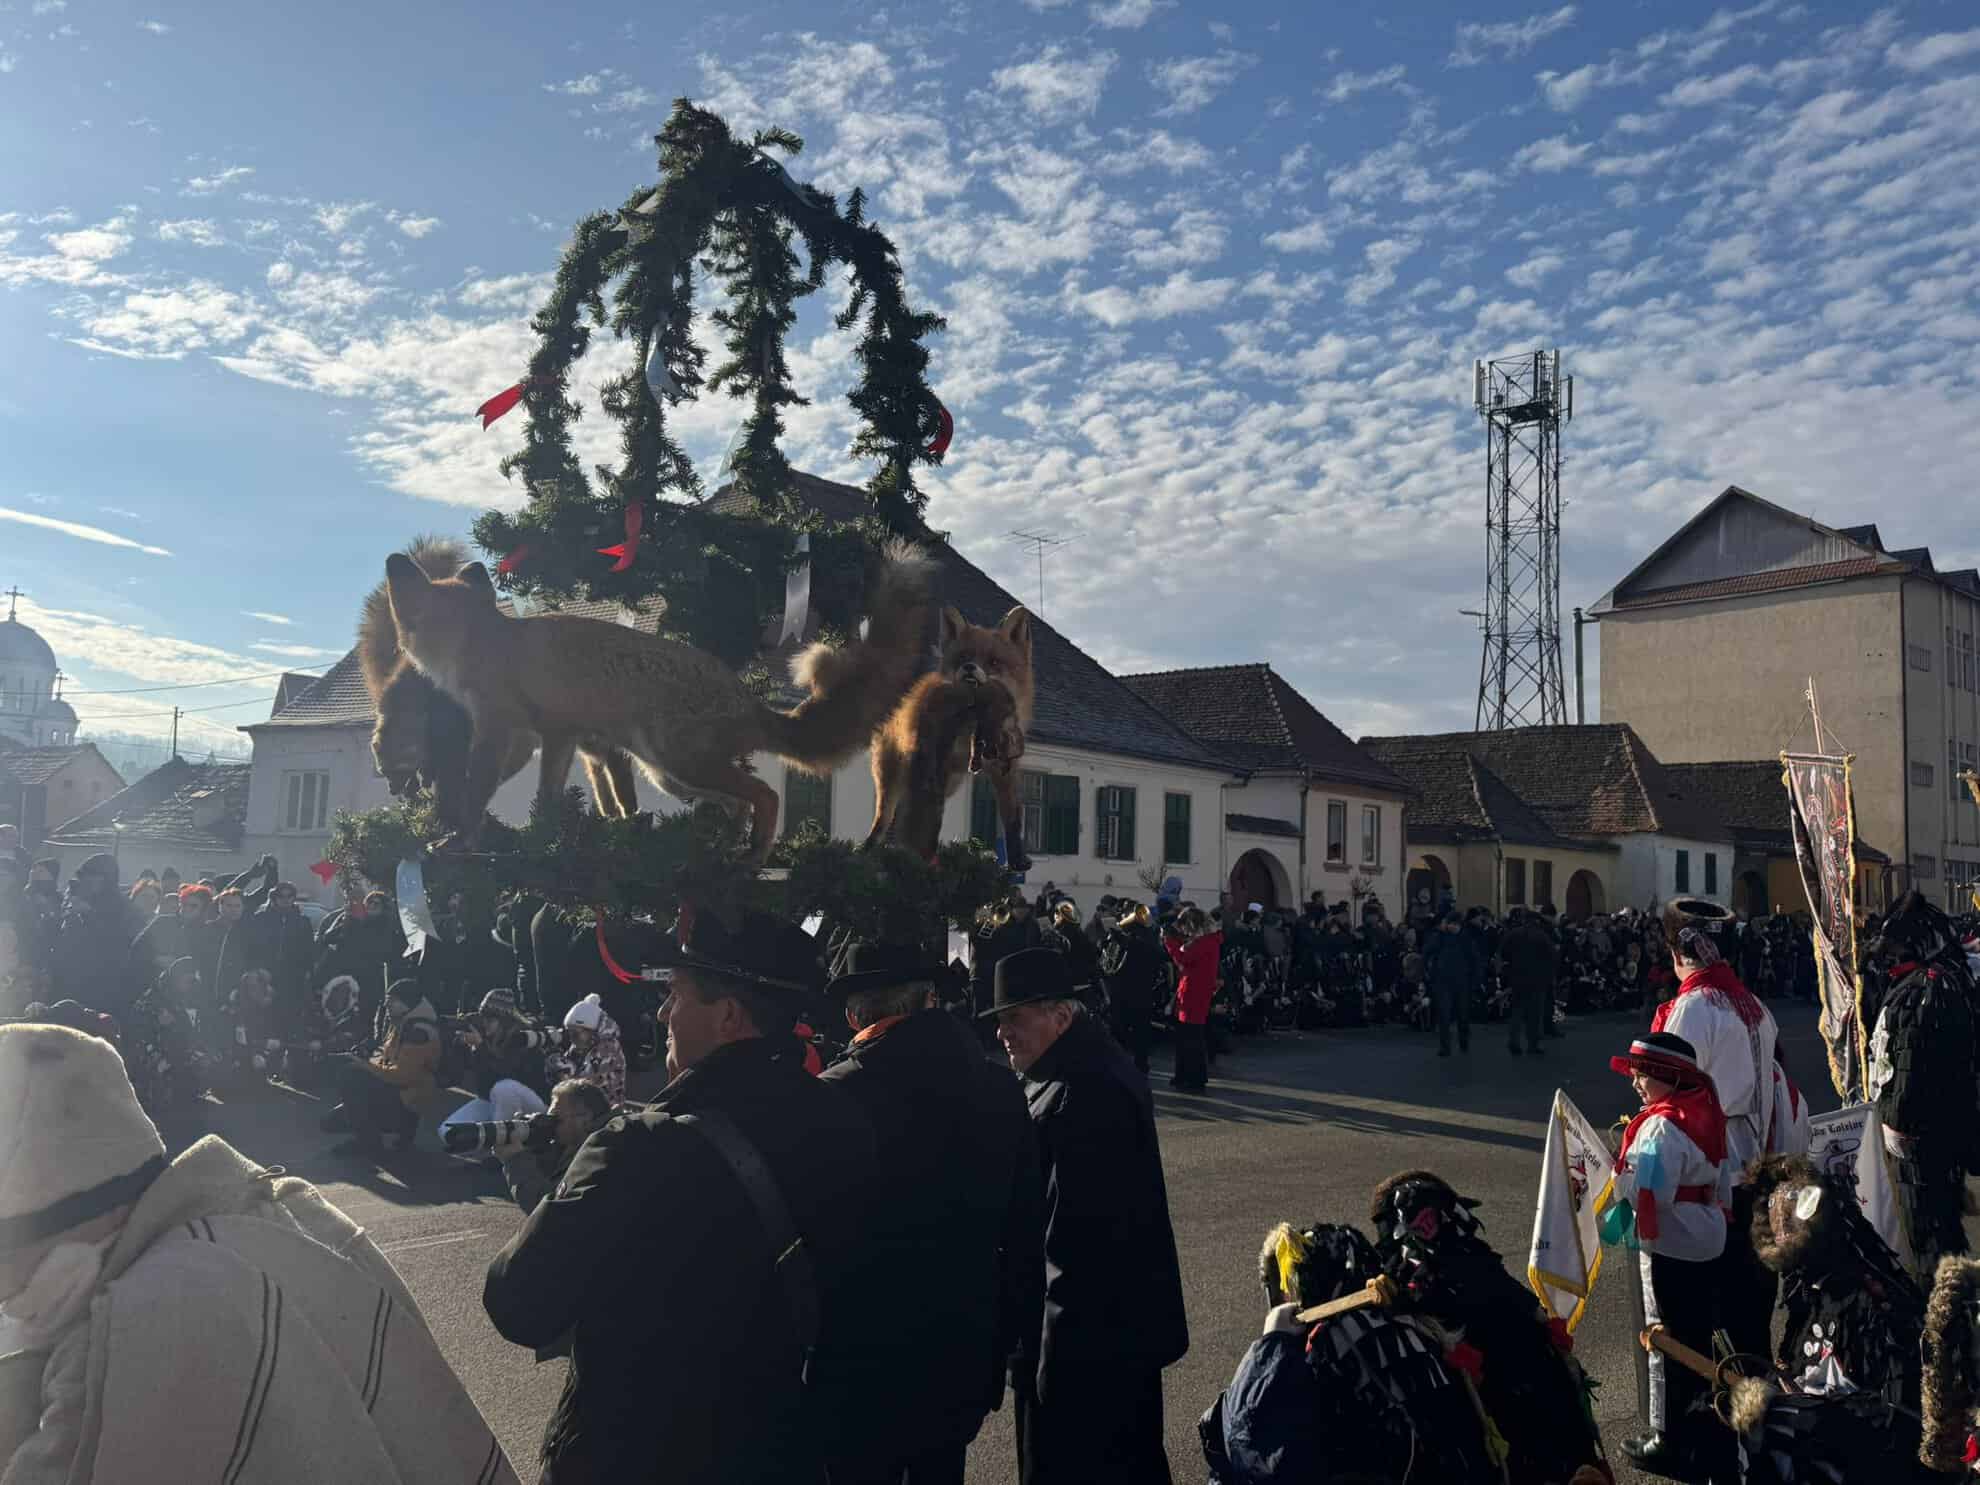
768,540,935,771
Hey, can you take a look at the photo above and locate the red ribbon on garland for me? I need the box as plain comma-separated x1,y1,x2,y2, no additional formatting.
595,914,639,985
476,376,558,430
598,501,644,572
307,859,338,886
925,400,953,458
495,544,533,577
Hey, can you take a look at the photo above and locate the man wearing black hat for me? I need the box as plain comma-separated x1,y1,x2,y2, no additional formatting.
816,942,1044,1484
985,946,1188,1484
482,906,879,1485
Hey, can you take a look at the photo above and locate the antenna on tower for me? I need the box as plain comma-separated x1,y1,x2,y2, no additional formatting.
1007,529,1071,614
1470,349,1574,730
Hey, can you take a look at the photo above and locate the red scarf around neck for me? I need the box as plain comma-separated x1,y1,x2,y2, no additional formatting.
1620,1078,1728,1170
1652,960,1766,1033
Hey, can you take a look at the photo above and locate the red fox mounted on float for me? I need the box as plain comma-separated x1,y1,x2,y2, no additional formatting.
358,537,636,836
866,604,1036,871
384,540,934,862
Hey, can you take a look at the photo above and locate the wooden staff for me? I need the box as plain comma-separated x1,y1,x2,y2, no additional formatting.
1296,1274,1397,1326
1641,1324,1719,1382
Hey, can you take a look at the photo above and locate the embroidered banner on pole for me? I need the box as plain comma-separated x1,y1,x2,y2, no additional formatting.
1782,751,1863,1100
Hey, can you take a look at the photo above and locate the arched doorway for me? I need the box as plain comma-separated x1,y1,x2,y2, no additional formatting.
1229,848,1292,911
1564,869,1606,922
1736,870,1768,917
1406,854,1452,918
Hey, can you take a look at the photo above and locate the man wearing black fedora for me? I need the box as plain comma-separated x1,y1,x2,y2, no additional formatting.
483,904,879,1485
815,942,1044,1485
984,947,1188,1484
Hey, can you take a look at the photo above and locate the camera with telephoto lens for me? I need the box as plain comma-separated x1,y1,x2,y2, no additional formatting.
443,1114,556,1156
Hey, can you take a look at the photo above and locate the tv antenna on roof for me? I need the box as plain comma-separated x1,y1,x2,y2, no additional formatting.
1007,530,1071,614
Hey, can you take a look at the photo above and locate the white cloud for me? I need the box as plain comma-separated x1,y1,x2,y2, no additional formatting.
1063,270,1235,326
543,72,608,95
1130,129,1213,172
312,201,372,235
32,1,66,15
182,166,252,195
1506,251,1564,287
137,19,170,33
1091,0,1162,28
1324,65,1406,104
156,218,224,247
1663,64,1767,107
251,641,341,658
48,220,133,262
1262,219,1330,253
1344,236,1417,305
1886,28,1980,72
396,216,440,239
990,45,1117,124
265,261,294,287
1148,49,1255,114
1614,111,1669,134
1450,6,1577,67
0,53,16,74
1512,134,1590,171
75,282,255,358
0,507,171,556
243,611,292,626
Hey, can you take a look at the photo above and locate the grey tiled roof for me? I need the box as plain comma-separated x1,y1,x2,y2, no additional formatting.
0,743,113,788
1354,743,1594,850
1660,760,1892,864
1358,724,1728,844
708,474,1241,774
1119,663,1409,793
45,758,250,850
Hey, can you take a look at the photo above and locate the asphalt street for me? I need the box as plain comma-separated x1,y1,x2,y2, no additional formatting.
158,1000,1841,1484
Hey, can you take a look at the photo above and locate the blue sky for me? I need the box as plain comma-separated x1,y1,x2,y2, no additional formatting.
4,0,1979,762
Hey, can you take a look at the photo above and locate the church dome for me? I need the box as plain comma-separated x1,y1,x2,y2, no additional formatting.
0,617,56,671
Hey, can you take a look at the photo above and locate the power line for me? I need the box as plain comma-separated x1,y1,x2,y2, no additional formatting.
69,694,285,722
62,665,329,696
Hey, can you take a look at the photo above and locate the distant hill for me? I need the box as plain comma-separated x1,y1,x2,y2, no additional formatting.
79,729,248,783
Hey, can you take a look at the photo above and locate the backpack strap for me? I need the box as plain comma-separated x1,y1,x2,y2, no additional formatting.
672,1110,820,1356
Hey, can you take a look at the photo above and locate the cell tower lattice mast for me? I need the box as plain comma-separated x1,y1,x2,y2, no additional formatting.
1471,348,1573,730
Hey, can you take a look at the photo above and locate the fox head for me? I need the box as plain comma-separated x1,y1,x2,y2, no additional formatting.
937,605,1034,699
383,553,499,670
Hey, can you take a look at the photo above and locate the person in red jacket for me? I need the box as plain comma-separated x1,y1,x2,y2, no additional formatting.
1163,906,1222,1091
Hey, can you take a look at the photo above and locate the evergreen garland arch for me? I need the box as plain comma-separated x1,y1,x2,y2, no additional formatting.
472,99,950,666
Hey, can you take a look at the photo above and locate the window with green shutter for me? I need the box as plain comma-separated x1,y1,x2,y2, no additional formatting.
1042,774,1080,855
970,772,999,846
782,768,832,838
1163,792,1191,863
1095,785,1136,860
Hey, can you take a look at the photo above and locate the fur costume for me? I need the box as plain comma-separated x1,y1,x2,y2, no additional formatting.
1866,892,1980,1283
1367,1171,1609,1485
1200,1222,1500,1484
1731,1154,1933,1483
1922,1256,1980,1473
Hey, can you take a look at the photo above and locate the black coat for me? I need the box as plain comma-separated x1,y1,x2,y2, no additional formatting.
1019,1013,1188,1398
1101,923,1166,1010
1422,927,1482,999
1499,918,1558,993
817,1009,1045,1461
52,891,132,1017
483,1034,878,1485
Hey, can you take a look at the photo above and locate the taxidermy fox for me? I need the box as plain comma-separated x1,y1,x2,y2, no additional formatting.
866,605,1035,871
385,540,934,862
359,538,638,835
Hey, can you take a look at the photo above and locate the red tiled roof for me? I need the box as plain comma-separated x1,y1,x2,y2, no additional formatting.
1612,556,1891,610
